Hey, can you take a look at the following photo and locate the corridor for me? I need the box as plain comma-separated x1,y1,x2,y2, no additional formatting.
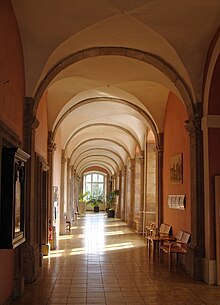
12,213,220,305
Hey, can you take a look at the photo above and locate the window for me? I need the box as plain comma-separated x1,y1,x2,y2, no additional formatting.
84,173,105,201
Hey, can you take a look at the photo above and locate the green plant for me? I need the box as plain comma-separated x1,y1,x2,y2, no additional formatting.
87,194,103,207
106,189,119,210
78,191,90,203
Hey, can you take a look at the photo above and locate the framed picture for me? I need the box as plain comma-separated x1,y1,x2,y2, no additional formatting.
0,147,30,249
170,153,183,184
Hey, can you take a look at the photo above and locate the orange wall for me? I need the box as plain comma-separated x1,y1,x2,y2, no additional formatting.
36,91,48,160
0,0,25,141
0,250,14,304
0,1,24,303
163,92,191,235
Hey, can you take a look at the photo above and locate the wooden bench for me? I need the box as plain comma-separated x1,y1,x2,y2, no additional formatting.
146,223,172,261
159,230,191,271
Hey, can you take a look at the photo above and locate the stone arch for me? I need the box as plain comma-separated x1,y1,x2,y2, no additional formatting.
33,46,194,120
70,138,131,161
65,123,141,152
202,29,220,284
75,154,120,172
52,97,159,146
72,148,124,168
78,161,114,176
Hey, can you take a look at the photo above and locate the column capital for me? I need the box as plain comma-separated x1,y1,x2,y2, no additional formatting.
48,131,57,154
123,165,127,176
154,145,163,155
67,158,70,164
61,150,66,164
138,155,144,165
130,158,135,171
184,102,202,136
24,97,40,131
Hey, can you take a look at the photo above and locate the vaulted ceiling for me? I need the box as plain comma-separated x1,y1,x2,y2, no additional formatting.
12,0,220,175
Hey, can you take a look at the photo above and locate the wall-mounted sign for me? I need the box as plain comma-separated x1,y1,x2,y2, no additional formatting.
168,194,185,210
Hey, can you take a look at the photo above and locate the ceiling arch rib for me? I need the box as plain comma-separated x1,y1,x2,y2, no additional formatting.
65,123,141,152
34,47,194,117
70,138,131,162
78,161,114,176
72,148,124,169
65,127,137,159
70,140,128,165
75,155,119,173
52,97,158,144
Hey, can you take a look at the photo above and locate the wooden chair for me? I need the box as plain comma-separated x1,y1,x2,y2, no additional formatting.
147,223,172,261
159,231,191,271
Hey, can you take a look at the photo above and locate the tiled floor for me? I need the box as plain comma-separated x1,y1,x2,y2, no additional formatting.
12,213,220,305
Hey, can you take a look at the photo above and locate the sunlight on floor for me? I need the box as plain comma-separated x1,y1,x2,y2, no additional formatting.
76,230,125,239
16,214,216,305
68,242,134,255
58,235,74,240
45,241,135,257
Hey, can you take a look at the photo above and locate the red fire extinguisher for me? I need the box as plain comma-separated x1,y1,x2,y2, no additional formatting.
48,220,53,241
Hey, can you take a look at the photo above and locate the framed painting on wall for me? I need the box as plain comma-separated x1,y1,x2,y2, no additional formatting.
170,153,183,184
0,147,30,249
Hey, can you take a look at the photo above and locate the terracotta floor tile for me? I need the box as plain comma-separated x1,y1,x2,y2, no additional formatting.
104,292,123,297
86,297,106,303
11,213,220,305
67,297,86,304
69,287,87,293
105,296,125,304
87,292,105,298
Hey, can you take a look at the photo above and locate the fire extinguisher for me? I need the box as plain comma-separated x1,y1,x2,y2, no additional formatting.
48,220,53,241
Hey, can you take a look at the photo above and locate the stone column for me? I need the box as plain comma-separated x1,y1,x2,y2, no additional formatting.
137,153,145,233
21,97,40,284
128,159,135,227
185,104,205,280
155,133,164,227
139,153,145,211
70,165,74,221
47,132,57,224
60,150,66,235
117,170,122,218
73,170,79,213
121,166,126,221
66,158,71,223
41,165,49,256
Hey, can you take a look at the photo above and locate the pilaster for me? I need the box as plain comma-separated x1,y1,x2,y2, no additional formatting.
121,166,127,221
139,153,145,212
128,159,135,227
117,170,123,218
184,103,205,280
66,158,71,223
21,97,40,284
155,133,164,227
47,131,57,223
60,150,66,234
70,165,74,220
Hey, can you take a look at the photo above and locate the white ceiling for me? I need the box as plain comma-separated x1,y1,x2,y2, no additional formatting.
12,0,220,174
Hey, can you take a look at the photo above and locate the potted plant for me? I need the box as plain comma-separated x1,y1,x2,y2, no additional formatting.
87,194,103,212
78,191,90,215
106,189,119,218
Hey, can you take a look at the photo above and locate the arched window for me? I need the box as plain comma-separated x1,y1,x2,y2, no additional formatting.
84,172,105,201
